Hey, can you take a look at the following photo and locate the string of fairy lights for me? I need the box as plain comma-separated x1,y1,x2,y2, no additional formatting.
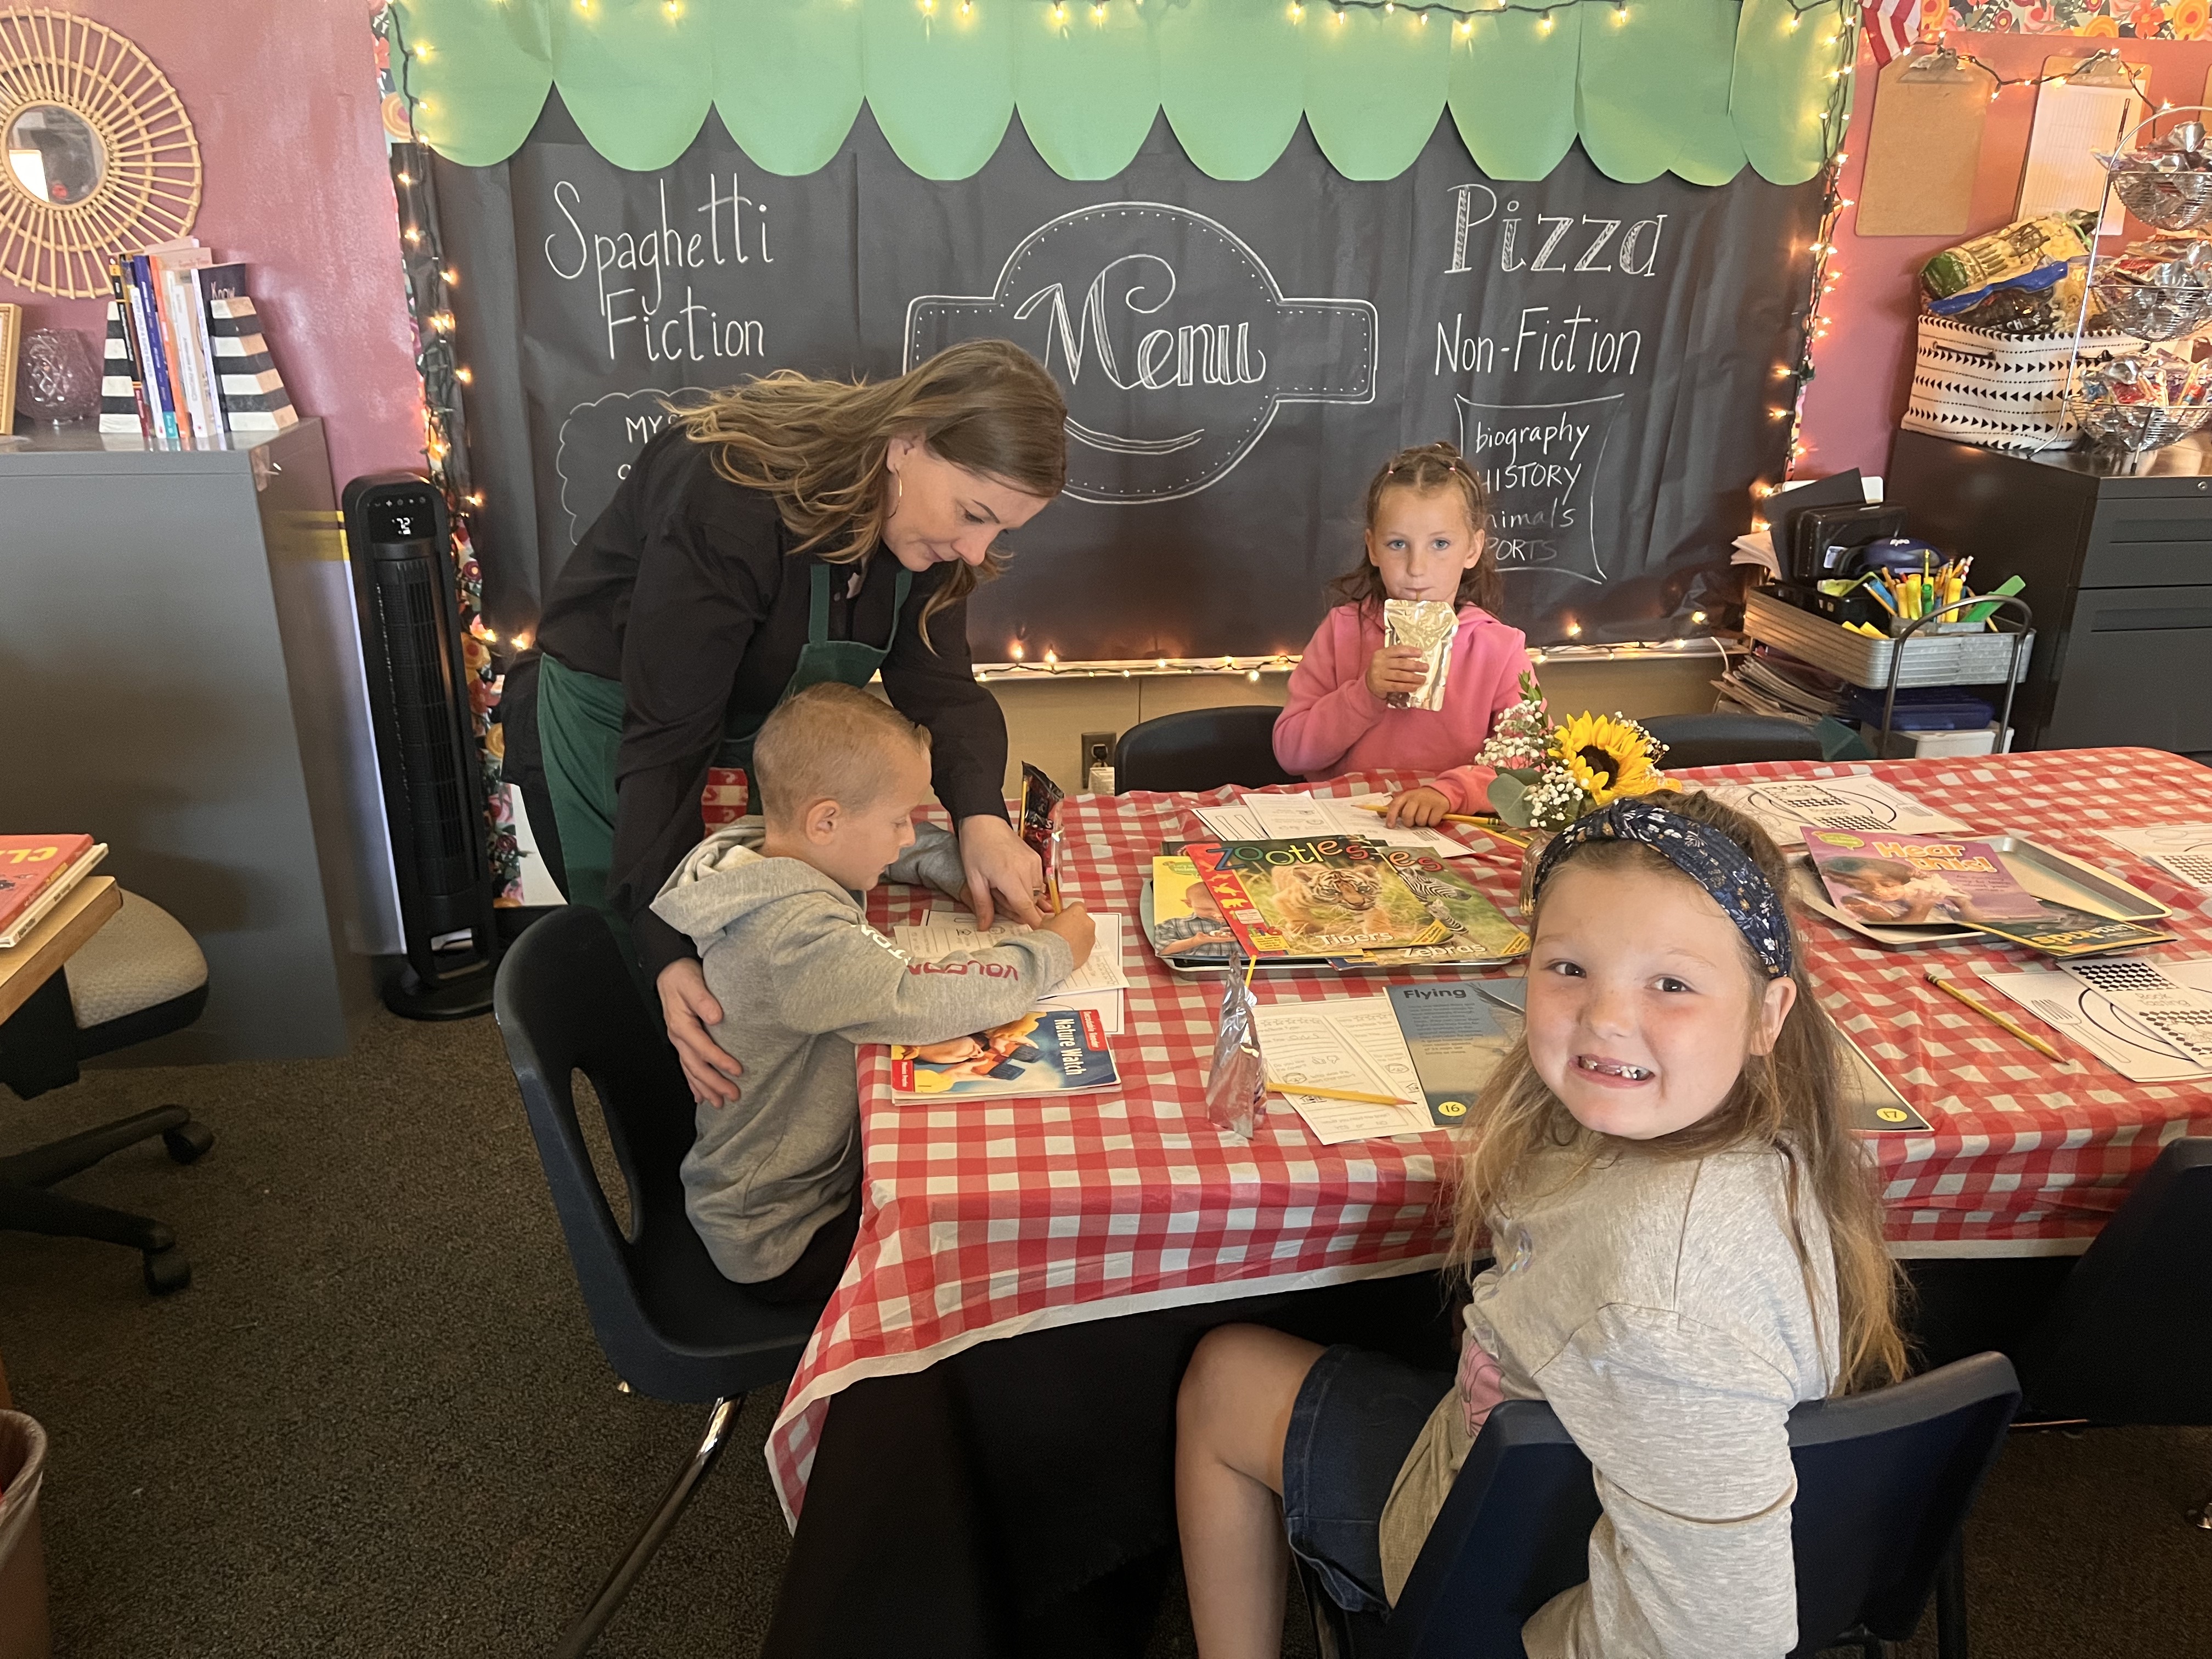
938,0,1854,30
387,0,1858,658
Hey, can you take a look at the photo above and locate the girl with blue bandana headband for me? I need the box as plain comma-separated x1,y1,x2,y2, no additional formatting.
1176,791,1906,1659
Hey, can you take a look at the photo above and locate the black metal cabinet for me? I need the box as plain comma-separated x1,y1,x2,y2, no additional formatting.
1888,430,2212,758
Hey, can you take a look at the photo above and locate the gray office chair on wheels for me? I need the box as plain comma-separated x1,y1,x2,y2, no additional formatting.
494,906,823,1658
0,891,216,1294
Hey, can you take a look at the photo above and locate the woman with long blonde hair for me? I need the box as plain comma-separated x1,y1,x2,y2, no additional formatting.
510,340,1067,1113
1174,790,1906,1658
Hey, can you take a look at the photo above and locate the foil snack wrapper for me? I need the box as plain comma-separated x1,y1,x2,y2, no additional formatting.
1382,600,1460,712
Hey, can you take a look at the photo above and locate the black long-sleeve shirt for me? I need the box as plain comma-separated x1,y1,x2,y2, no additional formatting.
538,428,1009,977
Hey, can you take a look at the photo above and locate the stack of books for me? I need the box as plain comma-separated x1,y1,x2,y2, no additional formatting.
98,239,296,445
0,834,108,950
1713,644,1845,725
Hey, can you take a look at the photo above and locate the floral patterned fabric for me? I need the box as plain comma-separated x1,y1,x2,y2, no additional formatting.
1944,0,2212,37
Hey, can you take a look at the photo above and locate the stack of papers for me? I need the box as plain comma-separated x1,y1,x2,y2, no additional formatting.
1982,956,2212,1082
1251,997,1432,1144
1714,651,1846,725
2097,824,2212,892
894,913,1129,1034
1730,528,1779,578
1191,792,1477,859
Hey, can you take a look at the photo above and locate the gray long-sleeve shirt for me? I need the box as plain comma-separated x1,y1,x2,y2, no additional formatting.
651,820,1071,1284
1379,1142,1840,1659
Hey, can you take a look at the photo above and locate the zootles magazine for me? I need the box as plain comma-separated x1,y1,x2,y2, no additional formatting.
1182,835,1452,960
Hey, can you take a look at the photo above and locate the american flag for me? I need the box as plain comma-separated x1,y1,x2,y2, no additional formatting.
1866,0,1925,68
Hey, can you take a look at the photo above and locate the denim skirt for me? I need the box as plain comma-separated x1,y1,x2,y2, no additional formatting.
1280,1344,1455,1615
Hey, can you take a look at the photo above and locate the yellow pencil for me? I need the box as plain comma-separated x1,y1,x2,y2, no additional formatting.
1355,802,1531,845
1925,969,2066,1062
1355,802,1497,828
1268,1079,1417,1106
1047,875,1063,913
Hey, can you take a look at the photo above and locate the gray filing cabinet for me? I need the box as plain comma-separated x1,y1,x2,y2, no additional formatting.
1888,429,2212,759
0,419,403,1063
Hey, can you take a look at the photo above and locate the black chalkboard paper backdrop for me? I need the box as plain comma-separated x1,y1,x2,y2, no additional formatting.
437,96,1819,658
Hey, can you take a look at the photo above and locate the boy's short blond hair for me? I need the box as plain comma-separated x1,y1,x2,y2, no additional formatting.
751,682,932,823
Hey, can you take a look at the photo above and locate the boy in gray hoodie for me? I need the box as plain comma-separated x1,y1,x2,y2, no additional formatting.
650,682,1094,1301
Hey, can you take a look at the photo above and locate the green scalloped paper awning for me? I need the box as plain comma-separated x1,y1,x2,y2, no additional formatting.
390,0,1855,187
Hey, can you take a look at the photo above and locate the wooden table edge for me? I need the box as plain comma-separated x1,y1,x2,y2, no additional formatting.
0,876,121,1025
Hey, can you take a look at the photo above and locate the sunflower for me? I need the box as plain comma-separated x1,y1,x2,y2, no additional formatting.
1552,712,1667,806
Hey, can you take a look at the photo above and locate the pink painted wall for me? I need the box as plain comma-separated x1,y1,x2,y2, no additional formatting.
1,0,422,486
1801,30,2212,477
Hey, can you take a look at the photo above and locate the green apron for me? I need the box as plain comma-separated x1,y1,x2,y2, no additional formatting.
539,560,913,931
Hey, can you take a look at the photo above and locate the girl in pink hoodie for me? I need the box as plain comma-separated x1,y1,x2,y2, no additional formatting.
1272,442,1532,826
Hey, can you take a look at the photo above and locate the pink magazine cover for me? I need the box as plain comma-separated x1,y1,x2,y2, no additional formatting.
1802,828,2045,926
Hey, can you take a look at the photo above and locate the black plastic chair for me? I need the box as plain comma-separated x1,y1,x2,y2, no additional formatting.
1113,706,1300,794
1642,712,1835,770
494,906,823,1658
1303,1352,2021,1659
2007,1137,2212,1523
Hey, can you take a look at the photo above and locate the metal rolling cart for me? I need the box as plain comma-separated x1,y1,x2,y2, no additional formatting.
1741,589,2035,759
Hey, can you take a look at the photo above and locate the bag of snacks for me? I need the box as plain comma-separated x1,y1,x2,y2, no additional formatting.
1381,600,1459,712
1921,212,2096,301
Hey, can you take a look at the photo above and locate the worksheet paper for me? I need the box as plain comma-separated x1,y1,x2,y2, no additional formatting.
894,914,1129,1032
1227,791,1479,859
1334,795,1482,859
1700,777,1969,847
1188,803,1265,840
1251,999,1432,1144
2058,957,2212,1066
1982,967,2212,1084
2096,824,2212,892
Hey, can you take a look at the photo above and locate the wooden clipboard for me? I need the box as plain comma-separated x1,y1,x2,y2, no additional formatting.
1857,49,1994,239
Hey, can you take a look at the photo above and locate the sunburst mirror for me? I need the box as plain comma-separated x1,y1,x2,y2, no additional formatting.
0,9,199,298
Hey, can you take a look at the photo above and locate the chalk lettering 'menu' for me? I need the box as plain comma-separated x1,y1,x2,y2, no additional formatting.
1016,257,1263,392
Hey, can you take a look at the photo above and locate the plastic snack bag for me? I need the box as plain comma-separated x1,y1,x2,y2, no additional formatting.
1019,761,1064,878
1204,965,1267,1141
1382,600,1460,712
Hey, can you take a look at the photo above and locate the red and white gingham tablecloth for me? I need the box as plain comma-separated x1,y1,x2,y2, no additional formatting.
765,747,2212,1522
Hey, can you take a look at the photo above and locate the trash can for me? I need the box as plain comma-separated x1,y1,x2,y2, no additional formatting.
0,1410,50,1659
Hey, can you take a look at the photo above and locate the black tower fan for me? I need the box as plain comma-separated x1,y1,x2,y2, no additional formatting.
344,473,498,1019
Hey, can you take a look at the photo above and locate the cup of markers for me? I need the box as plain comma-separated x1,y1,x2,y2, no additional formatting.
1832,557,2013,640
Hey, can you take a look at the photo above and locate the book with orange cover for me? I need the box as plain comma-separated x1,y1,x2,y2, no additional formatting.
0,835,105,949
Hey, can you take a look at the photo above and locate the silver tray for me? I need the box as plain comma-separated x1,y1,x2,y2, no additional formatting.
1793,832,2169,950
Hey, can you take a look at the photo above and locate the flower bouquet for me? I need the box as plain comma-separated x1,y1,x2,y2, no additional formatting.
1474,674,1672,903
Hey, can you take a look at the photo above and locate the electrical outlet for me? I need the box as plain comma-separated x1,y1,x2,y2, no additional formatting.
1080,730,1117,782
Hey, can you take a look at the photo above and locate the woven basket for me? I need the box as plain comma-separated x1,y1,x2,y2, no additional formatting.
1900,315,2146,452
